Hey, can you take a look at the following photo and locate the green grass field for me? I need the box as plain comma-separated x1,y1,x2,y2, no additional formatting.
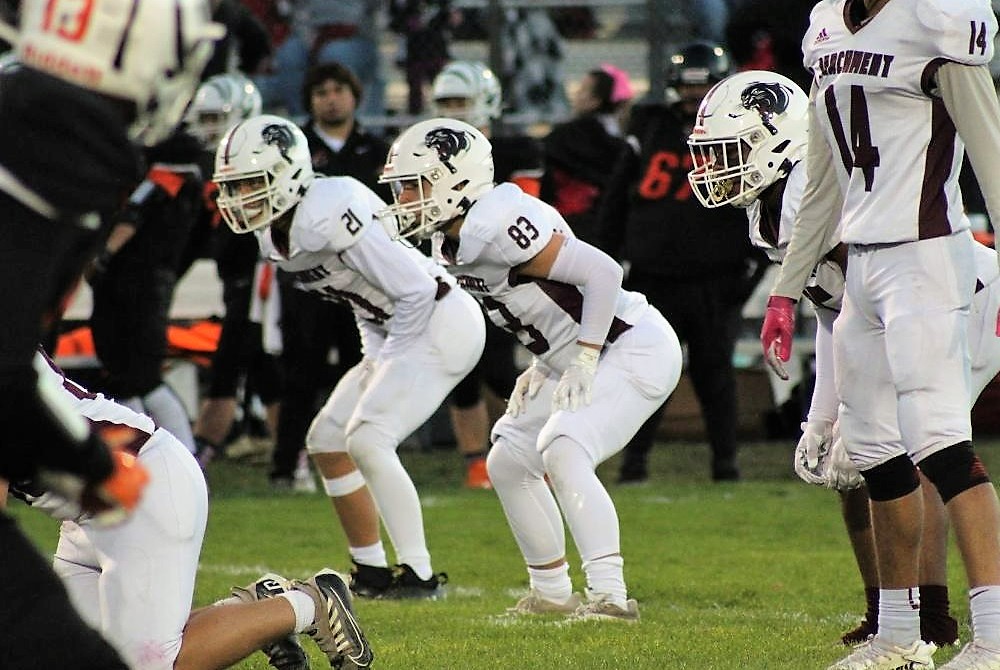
11,439,1000,669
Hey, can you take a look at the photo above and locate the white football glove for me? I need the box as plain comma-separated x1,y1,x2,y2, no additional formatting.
552,347,599,413
506,359,547,418
19,489,87,522
823,424,864,491
793,420,833,486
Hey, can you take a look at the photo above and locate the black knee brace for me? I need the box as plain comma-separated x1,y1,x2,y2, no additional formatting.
918,441,990,504
861,454,920,502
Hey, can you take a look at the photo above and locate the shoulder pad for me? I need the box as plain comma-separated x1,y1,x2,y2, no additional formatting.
295,177,378,253
916,0,997,65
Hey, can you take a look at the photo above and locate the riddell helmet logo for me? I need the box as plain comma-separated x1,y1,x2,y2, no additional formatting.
424,127,471,174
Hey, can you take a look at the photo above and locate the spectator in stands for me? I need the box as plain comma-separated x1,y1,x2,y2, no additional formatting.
203,0,272,80
595,41,767,483
306,0,387,120
724,0,814,91
242,0,306,117
390,0,457,115
499,8,570,119
267,62,391,490
540,64,634,245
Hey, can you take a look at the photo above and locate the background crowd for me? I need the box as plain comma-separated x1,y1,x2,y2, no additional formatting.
22,0,1000,492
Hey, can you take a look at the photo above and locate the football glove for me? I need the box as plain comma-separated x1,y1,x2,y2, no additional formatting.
552,346,599,413
761,296,796,380
793,420,833,487
31,429,151,526
824,425,864,491
506,359,547,418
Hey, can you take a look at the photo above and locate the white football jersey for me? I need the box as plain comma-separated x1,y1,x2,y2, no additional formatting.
35,351,155,436
432,183,648,373
256,176,454,334
802,0,996,243
748,162,845,311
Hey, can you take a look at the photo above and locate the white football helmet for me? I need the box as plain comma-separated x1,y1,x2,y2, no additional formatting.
687,70,808,208
187,73,263,150
17,0,225,147
379,118,494,241
431,60,502,129
213,114,314,234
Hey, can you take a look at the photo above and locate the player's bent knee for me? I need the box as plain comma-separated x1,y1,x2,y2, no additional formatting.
486,439,528,488
345,422,397,460
306,419,347,455
918,441,991,504
861,454,920,502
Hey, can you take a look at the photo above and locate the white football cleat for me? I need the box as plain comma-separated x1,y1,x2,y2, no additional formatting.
828,637,936,670
506,590,582,615
939,640,1000,669
568,592,640,622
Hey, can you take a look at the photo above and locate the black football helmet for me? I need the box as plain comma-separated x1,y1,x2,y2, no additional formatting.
666,41,732,119
667,41,732,88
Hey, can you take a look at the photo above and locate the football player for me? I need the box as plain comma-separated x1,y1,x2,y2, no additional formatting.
0,2,221,668
689,68,1000,651
214,114,486,600
185,74,283,468
13,350,371,670
379,117,683,620
430,59,543,490
760,1,1000,667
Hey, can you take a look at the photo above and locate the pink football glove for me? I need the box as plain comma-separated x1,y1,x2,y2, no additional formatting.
761,296,796,380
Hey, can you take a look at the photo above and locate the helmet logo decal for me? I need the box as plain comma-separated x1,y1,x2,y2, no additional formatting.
424,127,471,174
740,82,790,136
260,123,296,160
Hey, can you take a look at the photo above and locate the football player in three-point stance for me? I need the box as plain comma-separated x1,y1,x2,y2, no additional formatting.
379,117,683,621
214,114,486,601
689,68,1000,653
15,350,372,670
760,1,1000,668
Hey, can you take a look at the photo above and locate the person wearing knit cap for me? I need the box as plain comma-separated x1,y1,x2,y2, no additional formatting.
539,64,635,245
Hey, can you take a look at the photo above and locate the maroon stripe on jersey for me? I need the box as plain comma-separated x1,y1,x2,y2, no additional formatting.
512,273,632,345
88,419,151,456
917,98,956,240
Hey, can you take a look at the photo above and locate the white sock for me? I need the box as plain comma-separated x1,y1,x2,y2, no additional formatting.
878,587,921,646
527,563,572,603
278,591,316,634
970,586,1000,645
581,555,627,607
350,541,388,568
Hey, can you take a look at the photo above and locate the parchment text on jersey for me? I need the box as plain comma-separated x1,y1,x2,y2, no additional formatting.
456,275,489,293
815,50,894,79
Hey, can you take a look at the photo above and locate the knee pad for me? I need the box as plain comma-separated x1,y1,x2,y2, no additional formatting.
861,454,920,502
344,422,397,464
486,438,535,490
918,441,990,504
306,415,347,455
540,436,595,491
